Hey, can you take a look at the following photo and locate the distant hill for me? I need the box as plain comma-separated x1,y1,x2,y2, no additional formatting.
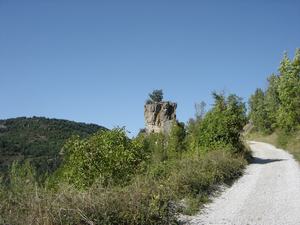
0,117,106,175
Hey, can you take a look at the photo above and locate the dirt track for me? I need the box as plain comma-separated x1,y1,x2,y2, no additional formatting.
183,141,300,225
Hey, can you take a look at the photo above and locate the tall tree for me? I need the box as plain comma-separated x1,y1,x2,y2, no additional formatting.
292,48,300,76
249,49,300,133
264,74,280,130
249,88,272,133
167,122,186,155
194,101,206,121
277,52,300,131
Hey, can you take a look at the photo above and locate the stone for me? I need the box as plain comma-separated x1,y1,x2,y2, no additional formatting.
144,101,177,134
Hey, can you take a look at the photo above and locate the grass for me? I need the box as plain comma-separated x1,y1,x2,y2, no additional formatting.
246,130,300,162
0,150,248,225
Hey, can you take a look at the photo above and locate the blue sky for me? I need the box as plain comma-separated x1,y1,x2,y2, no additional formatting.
0,0,299,136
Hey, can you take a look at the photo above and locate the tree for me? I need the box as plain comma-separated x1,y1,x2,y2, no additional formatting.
148,89,163,103
292,48,300,75
248,49,300,133
197,93,247,152
186,101,206,152
249,88,272,133
167,122,186,155
279,52,292,75
277,51,300,131
194,101,206,120
264,74,280,130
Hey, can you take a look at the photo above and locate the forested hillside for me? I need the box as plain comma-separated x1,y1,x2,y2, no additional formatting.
0,117,106,175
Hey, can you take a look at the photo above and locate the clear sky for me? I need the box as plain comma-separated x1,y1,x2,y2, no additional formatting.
1,0,299,136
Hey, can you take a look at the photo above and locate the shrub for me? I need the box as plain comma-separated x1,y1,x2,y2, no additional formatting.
196,93,247,152
0,149,247,225
147,89,164,103
139,132,168,163
167,122,187,156
58,128,146,189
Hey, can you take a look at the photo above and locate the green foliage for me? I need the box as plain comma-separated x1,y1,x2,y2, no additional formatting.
264,74,280,130
194,101,206,120
277,53,300,131
139,132,168,163
59,128,146,189
0,117,105,176
8,161,37,192
249,88,272,133
186,118,202,153
167,122,187,156
249,49,300,133
0,149,247,225
169,150,246,202
292,48,300,75
0,91,250,224
196,93,247,152
138,122,187,164
0,162,43,225
148,89,164,103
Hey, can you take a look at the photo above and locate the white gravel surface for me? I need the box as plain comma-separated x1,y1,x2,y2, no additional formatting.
182,141,300,225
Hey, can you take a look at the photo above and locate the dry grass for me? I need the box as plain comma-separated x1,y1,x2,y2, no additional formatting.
0,150,247,225
246,131,300,162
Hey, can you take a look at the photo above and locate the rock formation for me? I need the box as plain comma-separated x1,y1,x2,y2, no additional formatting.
144,101,177,134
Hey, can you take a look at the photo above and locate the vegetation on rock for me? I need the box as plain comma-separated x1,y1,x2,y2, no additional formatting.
147,89,164,103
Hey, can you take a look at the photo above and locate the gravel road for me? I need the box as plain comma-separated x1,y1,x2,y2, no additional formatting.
182,141,300,225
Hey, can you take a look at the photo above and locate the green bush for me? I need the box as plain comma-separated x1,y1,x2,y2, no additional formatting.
167,122,187,156
138,122,187,164
58,128,146,189
139,132,169,163
186,118,202,153
147,89,164,103
196,93,247,152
